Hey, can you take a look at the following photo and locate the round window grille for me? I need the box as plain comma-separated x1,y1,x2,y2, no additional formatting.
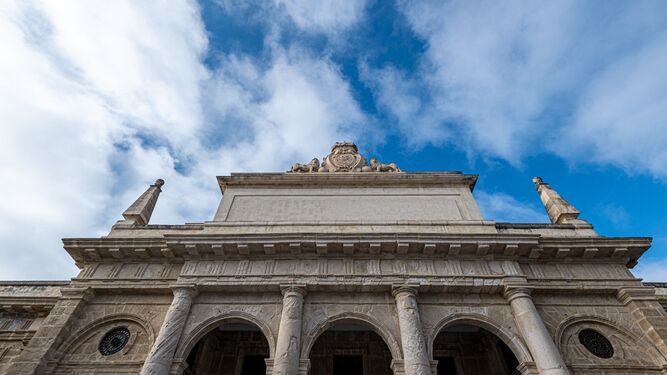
578,328,613,359
99,327,130,356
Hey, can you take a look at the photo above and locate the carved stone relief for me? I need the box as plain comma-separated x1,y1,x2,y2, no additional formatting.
54,316,153,373
557,317,667,368
288,142,401,173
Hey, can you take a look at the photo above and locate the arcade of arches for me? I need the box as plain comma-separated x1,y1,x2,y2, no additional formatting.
182,319,519,375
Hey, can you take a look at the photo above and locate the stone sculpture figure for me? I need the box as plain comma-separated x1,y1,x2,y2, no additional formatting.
289,158,320,173
370,158,401,172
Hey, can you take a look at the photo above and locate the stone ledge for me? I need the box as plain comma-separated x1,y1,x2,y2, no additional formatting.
217,172,478,193
62,235,649,268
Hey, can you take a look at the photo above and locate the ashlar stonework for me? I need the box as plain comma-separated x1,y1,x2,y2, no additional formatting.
1,142,666,375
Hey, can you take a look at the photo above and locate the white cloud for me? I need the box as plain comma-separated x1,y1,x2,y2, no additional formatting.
554,32,667,177
367,0,667,174
475,191,548,223
275,0,367,34
0,0,369,279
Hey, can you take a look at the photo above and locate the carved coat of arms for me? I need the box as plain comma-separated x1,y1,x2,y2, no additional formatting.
320,142,369,172
287,142,401,173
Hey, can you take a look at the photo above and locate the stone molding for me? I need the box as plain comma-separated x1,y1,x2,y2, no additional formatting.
516,361,540,375
390,359,405,375
554,314,667,367
280,284,307,298
617,286,659,305
503,287,533,303
169,284,198,299
392,284,419,298
217,172,478,193
63,235,649,268
59,286,94,301
296,359,310,375
55,313,156,359
554,314,652,351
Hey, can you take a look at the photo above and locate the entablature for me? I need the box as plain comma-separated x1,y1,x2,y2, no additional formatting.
63,234,650,269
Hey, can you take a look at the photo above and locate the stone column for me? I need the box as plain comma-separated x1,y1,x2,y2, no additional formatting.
392,285,431,375
504,287,569,375
273,285,306,375
141,285,198,375
5,287,93,375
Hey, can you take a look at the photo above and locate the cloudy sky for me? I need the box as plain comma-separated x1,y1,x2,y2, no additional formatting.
1,0,666,281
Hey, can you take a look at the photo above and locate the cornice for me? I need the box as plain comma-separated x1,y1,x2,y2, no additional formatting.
62,234,650,269
217,172,478,193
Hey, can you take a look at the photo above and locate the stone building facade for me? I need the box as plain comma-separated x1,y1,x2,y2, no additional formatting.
1,142,666,375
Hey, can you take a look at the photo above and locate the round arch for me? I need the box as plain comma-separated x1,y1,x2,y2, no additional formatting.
429,312,533,364
555,314,667,365
301,312,402,360
556,314,647,346
56,313,155,357
174,311,276,361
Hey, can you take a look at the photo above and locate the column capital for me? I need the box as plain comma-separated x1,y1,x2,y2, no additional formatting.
392,284,419,298
170,284,199,298
280,284,307,297
503,286,532,302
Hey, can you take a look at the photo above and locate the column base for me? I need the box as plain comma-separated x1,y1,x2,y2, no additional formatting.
515,361,540,375
297,359,311,375
168,359,187,375
391,359,405,375
264,358,273,375
430,360,438,375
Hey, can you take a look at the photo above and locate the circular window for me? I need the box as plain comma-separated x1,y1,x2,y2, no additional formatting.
99,327,130,356
578,329,613,359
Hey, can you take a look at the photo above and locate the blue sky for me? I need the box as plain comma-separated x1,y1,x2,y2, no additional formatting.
0,0,666,281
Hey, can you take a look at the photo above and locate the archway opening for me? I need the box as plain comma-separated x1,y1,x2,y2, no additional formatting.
433,324,519,375
185,320,269,375
309,321,393,375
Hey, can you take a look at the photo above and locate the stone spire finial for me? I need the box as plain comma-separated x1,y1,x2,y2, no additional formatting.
533,176,584,224
121,179,164,226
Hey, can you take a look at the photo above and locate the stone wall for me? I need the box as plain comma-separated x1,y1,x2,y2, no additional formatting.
49,293,172,374
0,282,66,373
